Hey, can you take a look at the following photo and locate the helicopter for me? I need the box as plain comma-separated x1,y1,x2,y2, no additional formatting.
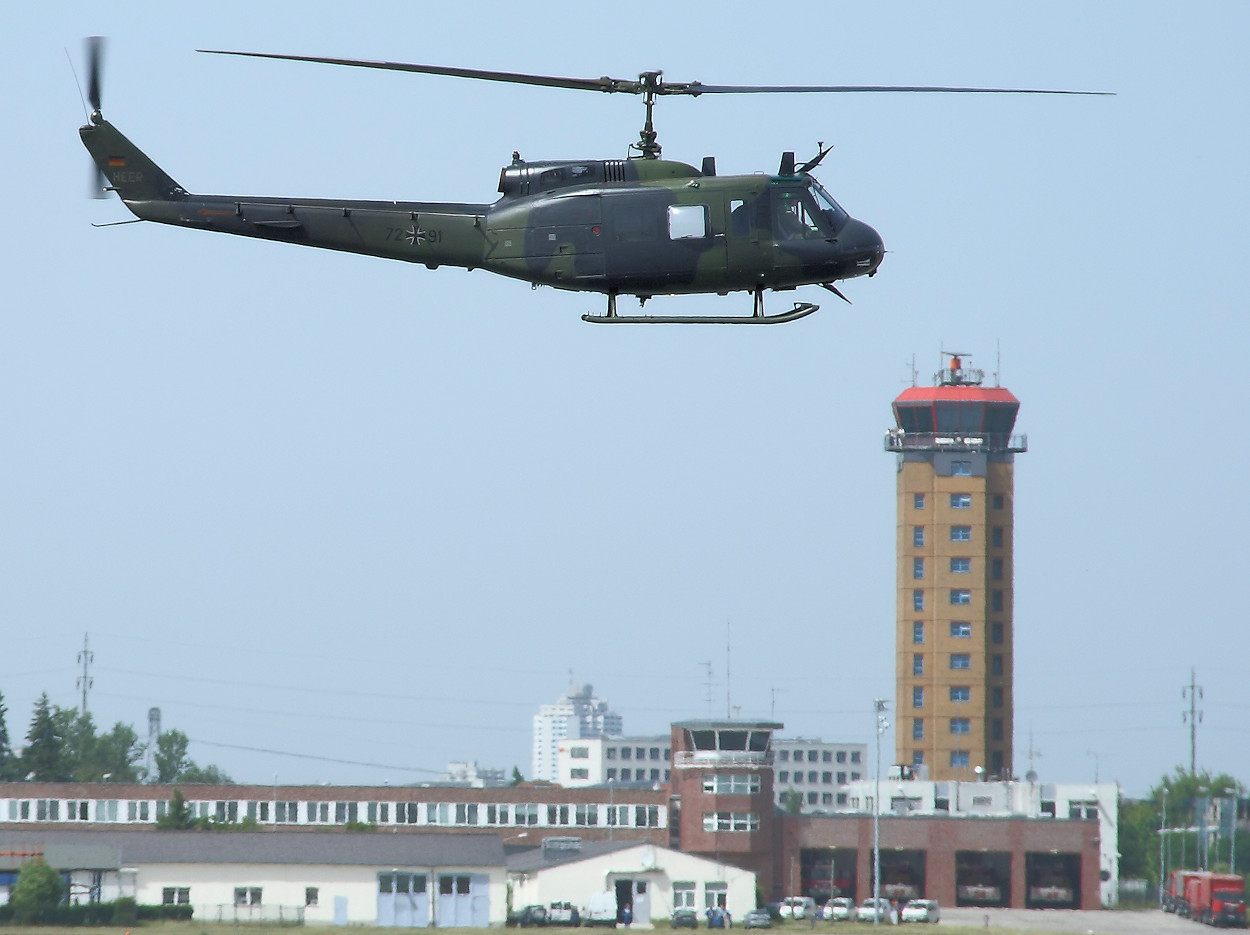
78,40,1108,324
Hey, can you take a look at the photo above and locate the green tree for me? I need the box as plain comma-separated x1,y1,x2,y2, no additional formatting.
9,858,65,923
156,788,195,829
0,690,18,781
180,762,233,784
154,729,192,783
83,721,144,782
510,766,524,786
21,694,70,781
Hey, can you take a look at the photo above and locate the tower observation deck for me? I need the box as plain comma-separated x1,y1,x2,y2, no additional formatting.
884,354,1025,781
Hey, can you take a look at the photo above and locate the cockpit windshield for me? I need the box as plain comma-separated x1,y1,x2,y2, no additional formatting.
809,179,850,231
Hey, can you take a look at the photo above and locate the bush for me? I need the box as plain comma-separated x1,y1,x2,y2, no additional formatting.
112,896,138,925
9,858,66,923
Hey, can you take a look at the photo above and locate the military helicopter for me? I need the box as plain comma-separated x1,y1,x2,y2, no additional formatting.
79,40,1108,324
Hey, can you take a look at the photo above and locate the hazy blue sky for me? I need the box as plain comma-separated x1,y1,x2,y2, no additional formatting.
2,3,1246,798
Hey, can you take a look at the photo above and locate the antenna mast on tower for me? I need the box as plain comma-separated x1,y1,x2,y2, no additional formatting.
76,633,94,714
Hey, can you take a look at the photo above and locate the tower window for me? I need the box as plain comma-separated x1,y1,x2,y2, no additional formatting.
950,589,972,605
950,622,971,638
992,494,1005,509
992,719,1004,740
951,461,972,476
992,558,1004,580
913,558,925,579
991,590,1005,612
951,526,972,541
950,493,972,509
912,718,924,740
913,654,924,675
991,527,1004,547
991,687,1004,708
913,590,925,611
991,655,1004,676
991,622,1003,644
914,493,926,509
950,653,971,670
950,718,971,734
913,526,925,547
950,750,971,767
950,558,971,574
950,686,971,702
912,622,925,644
912,686,924,708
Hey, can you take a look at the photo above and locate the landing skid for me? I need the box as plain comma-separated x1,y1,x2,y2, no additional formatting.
582,289,819,325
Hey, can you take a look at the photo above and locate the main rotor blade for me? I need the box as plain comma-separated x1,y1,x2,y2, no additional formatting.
686,83,1113,96
198,50,647,94
86,35,104,112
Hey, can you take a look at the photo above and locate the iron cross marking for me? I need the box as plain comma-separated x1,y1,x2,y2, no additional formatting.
404,225,428,246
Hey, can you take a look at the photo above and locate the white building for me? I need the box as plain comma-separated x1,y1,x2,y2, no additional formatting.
0,829,508,925
532,684,623,782
507,839,756,925
834,778,1121,907
555,736,672,788
771,738,868,814
440,761,508,788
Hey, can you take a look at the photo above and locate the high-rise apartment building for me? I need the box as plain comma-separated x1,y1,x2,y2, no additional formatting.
531,683,623,781
885,354,1026,780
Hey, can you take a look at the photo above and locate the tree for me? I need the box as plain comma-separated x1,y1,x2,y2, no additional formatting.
156,788,195,829
89,722,144,783
21,694,70,781
0,690,17,781
510,766,524,786
9,858,65,923
153,729,192,783
180,762,233,785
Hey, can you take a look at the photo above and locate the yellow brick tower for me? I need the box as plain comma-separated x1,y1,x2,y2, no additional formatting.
885,353,1025,780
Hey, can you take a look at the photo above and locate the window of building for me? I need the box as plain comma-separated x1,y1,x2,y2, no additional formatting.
570,768,589,779
911,752,924,768
702,812,759,832
635,747,646,760
674,883,696,909
991,655,1004,676
836,751,847,763
235,887,263,906
851,771,861,780
950,751,971,767
837,792,848,805
793,772,804,784
950,653,971,670
950,686,971,702
621,747,632,760
836,771,847,784
992,494,1004,509
950,557,971,574
912,558,925,579
992,590,1005,611
650,747,661,760
950,493,972,509
950,589,972,605
912,653,924,676
913,621,925,644
606,747,617,760
914,493,926,509
991,687,1004,708
913,526,925,547
821,772,832,783
992,558,1004,580
807,750,818,762
850,751,861,764
806,771,817,783
951,526,972,541
991,622,1004,644
913,589,925,611
950,621,971,638
952,461,972,476
912,686,924,708
778,749,789,761
992,719,1004,741
822,793,833,805
163,887,190,905
912,719,924,740
806,791,818,805
704,774,760,795
570,746,589,759
575,804,598,826
992,526,1004,547
950,718,971,734
822,750,832,762
606,768,617,781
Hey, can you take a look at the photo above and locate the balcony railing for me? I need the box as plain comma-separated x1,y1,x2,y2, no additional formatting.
884,432,1027,453
673,751,774,769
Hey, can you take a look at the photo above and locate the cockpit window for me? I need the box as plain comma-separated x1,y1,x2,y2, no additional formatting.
809,180,850,231
772,188,830,241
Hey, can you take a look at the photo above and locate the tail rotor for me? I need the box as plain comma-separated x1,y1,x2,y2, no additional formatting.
85,36,108,198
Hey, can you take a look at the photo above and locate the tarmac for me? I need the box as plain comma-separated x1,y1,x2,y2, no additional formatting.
939,907,1200,933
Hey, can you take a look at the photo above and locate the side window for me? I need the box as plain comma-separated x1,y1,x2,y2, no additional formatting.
668,204,709,240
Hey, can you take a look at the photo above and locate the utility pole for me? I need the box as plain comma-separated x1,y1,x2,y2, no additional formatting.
873,699,889,926
76,633,94,714
1182,668,1203,775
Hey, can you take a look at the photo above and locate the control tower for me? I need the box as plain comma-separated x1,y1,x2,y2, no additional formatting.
884,353,1026,781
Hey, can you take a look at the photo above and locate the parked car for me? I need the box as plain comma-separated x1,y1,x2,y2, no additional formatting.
856,898,896,924
511,905,548,927
548,902,581,926
778,897,815,920
825,897,854,921
900,899,939,923
672,909,699,929
743,909,773,929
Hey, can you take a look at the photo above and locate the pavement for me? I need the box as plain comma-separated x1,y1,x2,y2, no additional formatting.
939,907,1200,933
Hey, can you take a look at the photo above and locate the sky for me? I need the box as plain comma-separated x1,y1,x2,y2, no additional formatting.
1,2,1247,800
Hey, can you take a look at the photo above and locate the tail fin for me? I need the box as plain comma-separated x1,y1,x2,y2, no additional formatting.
80,117,186,204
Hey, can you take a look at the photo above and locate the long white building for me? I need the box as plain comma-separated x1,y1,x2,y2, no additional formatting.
531,684,623,782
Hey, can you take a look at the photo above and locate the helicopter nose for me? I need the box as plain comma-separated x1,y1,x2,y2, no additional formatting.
840,217,885,276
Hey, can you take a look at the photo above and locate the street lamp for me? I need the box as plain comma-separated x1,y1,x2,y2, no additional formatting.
1159,788,1167,907
872,699,889,927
